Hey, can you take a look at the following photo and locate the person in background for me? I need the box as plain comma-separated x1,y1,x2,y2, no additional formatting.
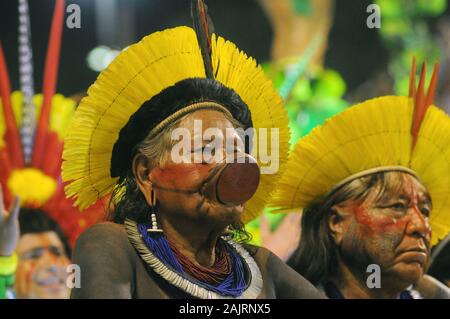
0,188,71,299
15,208,71,299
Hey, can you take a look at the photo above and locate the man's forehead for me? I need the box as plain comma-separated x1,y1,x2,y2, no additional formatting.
181,110,235,128
16,231,64,253
373,173,430,202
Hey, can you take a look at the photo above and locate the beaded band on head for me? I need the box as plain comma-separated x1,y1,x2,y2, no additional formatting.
328,165,420,198
147,101,234,140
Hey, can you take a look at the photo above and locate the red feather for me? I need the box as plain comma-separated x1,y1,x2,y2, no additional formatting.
408,56,416,99
41,131,63,178
0,43,24,168
44,185,108,247
0,148,13,192
411,63,426,149
410,61,439,150
32,0,65,168
424,63,439,112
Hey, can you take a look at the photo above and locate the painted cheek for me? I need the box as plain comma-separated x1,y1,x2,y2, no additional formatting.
353,204,407,236
353,204,377,235
377,217,408,234
151,163,212,189
16,261,36,296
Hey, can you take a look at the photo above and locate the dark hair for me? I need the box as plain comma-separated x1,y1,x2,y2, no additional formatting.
428,237,450,283
288,171,424,285
19,208,71,257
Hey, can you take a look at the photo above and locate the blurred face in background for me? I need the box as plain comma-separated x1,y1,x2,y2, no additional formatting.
14,231,70,299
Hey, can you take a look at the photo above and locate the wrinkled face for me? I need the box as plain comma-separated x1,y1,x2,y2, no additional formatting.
148,110,246,226
15,231,70,299
333,173,432,290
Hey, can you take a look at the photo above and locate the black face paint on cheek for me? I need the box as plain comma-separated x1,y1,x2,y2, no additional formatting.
338,221,374,275
371,231,403,264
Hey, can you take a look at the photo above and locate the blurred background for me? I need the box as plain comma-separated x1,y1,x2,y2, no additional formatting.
1,0,450,246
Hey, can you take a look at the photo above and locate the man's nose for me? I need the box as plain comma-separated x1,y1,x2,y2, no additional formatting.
406,207,431,240
36,249,58,265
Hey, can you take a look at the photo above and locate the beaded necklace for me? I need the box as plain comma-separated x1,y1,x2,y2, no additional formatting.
135,222,251,297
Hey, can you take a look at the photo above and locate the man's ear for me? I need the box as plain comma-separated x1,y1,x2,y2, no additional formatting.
132,153,153,205
328,204,349,245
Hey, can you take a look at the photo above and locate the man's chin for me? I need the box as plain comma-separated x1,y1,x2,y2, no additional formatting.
206,204,244,225
388,262,425,287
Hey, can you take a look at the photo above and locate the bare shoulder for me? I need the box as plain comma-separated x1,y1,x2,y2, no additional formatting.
71,222,136,298
77,221,128,241
73,222,135,262
415,275,450,299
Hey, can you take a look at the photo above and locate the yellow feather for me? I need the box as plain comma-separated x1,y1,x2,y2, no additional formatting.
0,91,75,148
269,95,450,245
7,168,57,205
62,26,290,223
211,34,290,223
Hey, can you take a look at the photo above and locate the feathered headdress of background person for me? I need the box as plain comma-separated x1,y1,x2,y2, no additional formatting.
0,0,105,246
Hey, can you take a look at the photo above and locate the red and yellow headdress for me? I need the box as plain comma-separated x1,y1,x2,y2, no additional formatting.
0,0,105,246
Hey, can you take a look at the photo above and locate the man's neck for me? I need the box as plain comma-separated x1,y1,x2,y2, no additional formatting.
160,216,226,267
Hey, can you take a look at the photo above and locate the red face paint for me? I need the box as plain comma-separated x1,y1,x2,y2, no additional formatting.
150,163,213,190
350,174,431,241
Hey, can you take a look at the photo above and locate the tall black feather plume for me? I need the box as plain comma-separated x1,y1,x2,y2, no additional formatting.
191,0,215,79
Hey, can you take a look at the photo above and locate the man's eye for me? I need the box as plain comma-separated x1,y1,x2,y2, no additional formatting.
388,203,407,211
420,207,431,217
49,247,64,257
22,248,44,260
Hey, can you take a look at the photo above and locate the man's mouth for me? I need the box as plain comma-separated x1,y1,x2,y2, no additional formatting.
35,276,65,286
33,268,67,288
396,248,428,266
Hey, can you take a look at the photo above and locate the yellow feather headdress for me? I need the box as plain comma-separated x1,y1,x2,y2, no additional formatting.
269,61,450,245
62,25,289,223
